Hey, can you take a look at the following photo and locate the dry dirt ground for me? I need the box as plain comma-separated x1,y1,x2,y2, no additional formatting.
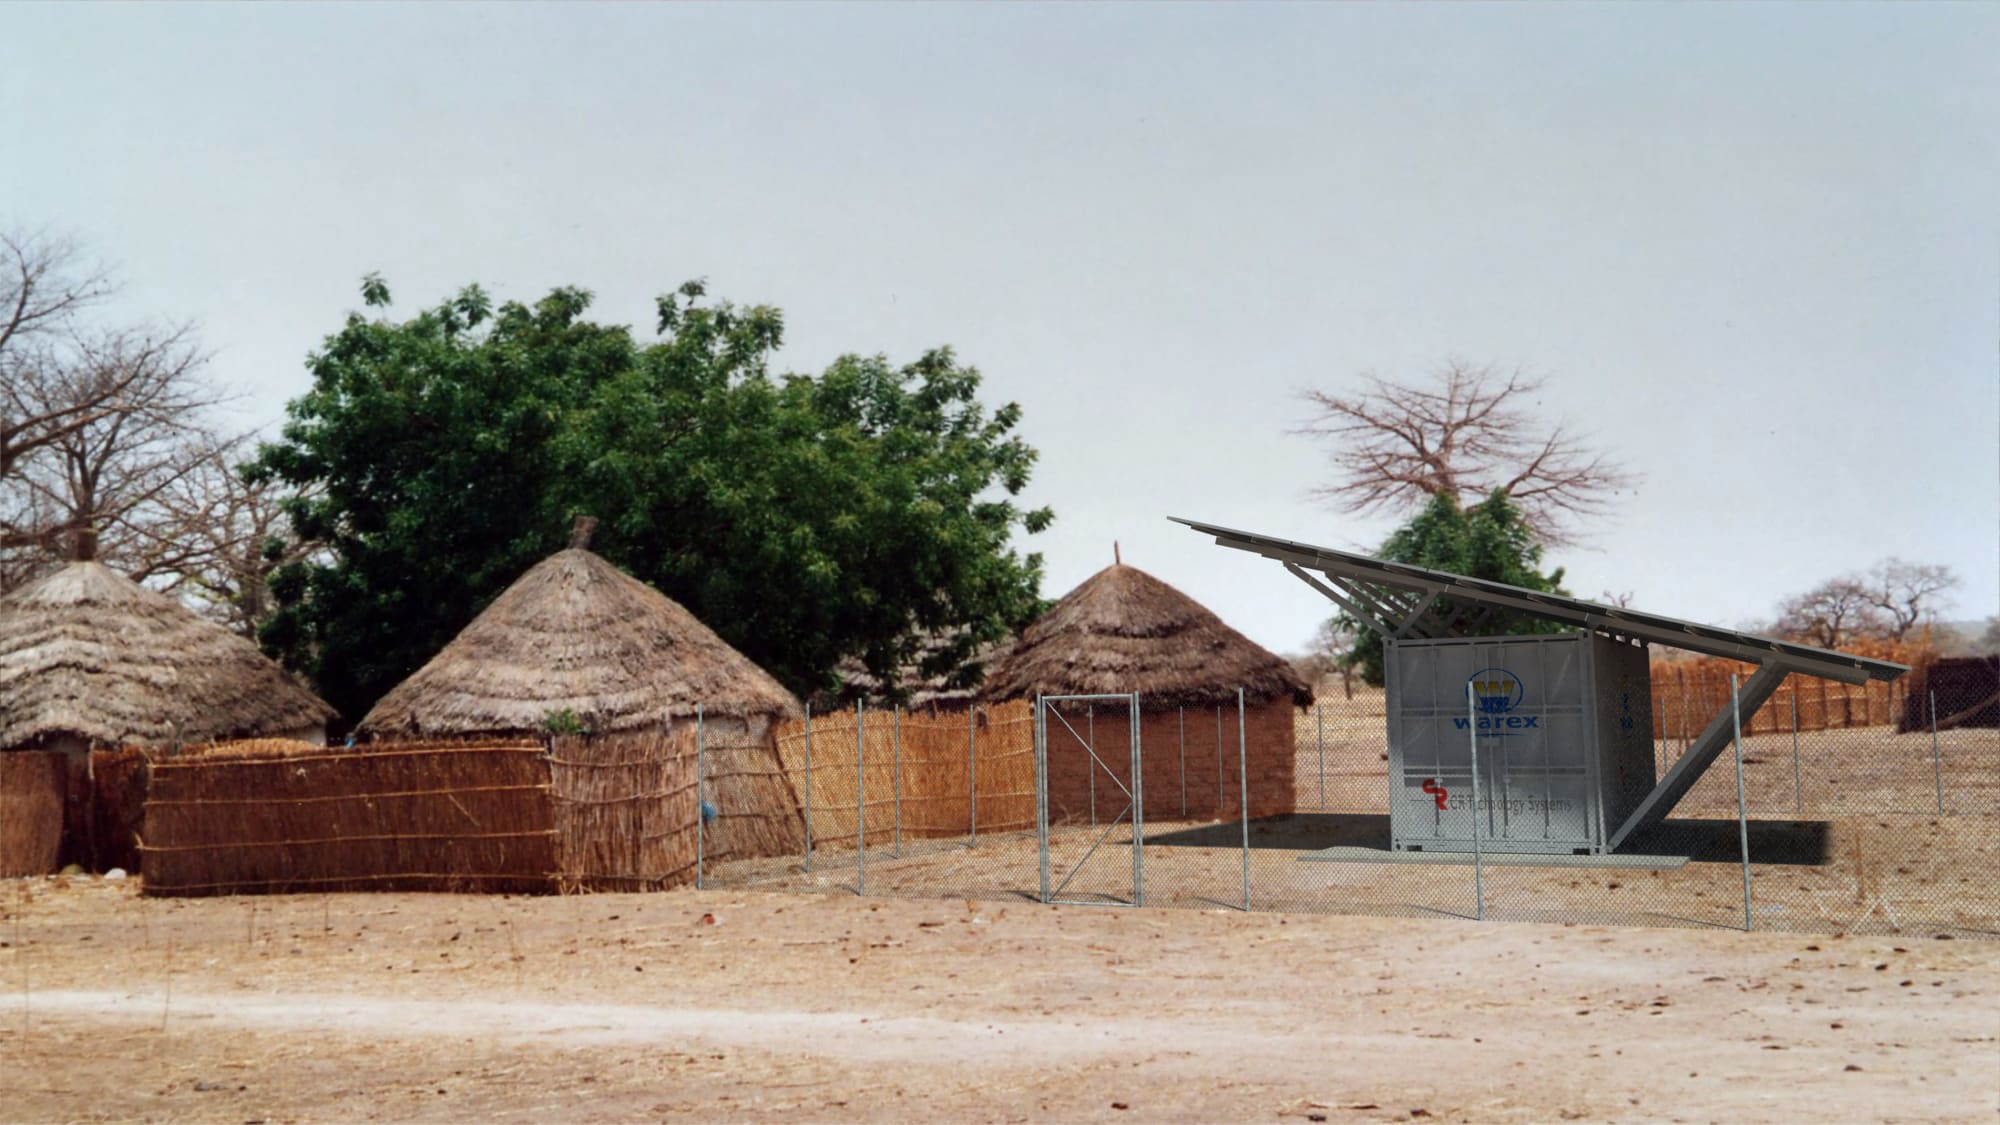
1,878,1995,1124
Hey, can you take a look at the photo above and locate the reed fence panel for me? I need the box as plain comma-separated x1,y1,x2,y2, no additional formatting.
771,701,1036,850
0,752,64,877
141,740,555,896
550,729,698,891
1652,660,1912,742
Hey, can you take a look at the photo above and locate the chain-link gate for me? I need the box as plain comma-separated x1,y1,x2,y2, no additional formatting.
1035,694,1144,905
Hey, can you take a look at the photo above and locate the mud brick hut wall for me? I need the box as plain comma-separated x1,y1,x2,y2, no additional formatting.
1041,699,1296,823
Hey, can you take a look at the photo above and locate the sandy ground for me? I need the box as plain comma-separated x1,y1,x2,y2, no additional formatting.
2,878,1996,1123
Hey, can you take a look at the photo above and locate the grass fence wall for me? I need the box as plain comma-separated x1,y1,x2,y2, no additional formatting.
140,726,810,897
0,752,65,877
771,700,1037,849
1653,661,1915,740
142,740,557,896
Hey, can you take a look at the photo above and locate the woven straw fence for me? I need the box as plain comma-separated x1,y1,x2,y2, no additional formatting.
1652,660,1914,741
771,700,1037,848
142,740,558,896
549,729,696,892
551,723,806,890
0,752,65,877
139,724,811,897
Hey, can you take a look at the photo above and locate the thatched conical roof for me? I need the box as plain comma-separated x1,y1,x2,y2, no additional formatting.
978,563,1312,707
0,561,336,749
357,546,800,738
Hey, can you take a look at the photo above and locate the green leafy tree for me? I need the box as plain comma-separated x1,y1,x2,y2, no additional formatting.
1341,489,1569,685
249,279,1050,722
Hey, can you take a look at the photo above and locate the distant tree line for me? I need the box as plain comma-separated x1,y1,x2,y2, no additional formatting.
1769,560,1961,650
1,228,1054,724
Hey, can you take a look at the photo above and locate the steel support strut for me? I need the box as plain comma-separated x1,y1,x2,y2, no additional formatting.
1607,661,1793,851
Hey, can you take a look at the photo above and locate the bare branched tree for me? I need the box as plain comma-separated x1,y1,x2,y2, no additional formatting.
1770,559,1961,649
1865,558,1960,642
0,228,121,484
0,321,236,591
1310,616,1360,699
1296,359,1636,544
14,324,223,536
1773,577,1889,649
0,228,300,628
120,439,318,636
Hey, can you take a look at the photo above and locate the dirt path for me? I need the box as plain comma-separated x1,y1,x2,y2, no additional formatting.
1,879,1994,1123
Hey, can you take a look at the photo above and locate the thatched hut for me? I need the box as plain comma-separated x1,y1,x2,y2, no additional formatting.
979,560,1312,821
356,520,807,864
0,547,334,872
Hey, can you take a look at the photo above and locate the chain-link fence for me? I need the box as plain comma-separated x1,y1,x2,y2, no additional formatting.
693,665,1998,938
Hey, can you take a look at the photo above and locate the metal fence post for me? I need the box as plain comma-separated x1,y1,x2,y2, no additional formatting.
892,705,902,856
1317,702,1326,811
1930,690,1944,815
1465,682,1482,922
856,700,866,896
968,704,978,848
1132,694,1146,908
1035,696,1050,903
695,703,705,891
1178,705,1187,820
803,701,814,873
1238,688,1250,912
1732,674,1752,932
1791,694,1803,818
1215,704,1224,818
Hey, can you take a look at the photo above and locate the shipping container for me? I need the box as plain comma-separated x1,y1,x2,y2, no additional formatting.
1385,633,1654,854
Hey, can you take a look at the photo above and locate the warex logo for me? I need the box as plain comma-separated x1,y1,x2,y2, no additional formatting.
1452,667,1539,732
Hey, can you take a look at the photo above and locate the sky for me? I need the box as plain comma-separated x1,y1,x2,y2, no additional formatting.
4,2,1995,654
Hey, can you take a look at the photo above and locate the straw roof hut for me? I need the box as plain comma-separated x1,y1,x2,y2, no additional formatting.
978,559,1309,822
0,559,335,753
358,522,800,738
358,521,808,873
979,562,1312,707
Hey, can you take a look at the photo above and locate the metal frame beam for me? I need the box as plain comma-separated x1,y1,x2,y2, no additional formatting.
1177,517,1905,685
1286,563,1393,637
1606,661,1794,850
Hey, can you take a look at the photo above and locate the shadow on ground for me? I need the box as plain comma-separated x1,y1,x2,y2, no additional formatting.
1142,813,1833,865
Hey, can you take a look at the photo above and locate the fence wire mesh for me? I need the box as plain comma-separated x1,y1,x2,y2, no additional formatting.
694,663,1999,938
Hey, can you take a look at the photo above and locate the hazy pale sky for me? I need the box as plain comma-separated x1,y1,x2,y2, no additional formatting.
5,2,1995,654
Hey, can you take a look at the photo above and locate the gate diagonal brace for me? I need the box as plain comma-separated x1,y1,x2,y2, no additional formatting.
1047,705,1133,802
1607,661,1793,851
1050,804,1135,901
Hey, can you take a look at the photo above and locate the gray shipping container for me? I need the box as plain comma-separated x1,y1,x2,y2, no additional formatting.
1385,633,1654,854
